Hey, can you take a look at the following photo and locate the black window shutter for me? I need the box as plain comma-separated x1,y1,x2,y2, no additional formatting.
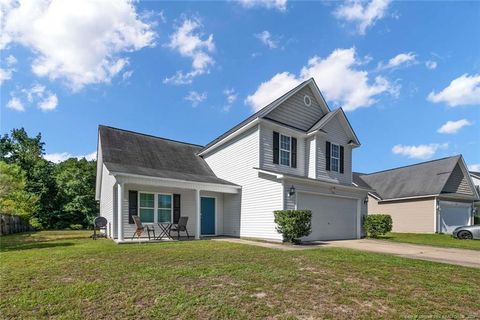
291,137,297,168
128,190,138,224
273,131,279,164
173,194,181,224
340,146,344,174
326,141,331,171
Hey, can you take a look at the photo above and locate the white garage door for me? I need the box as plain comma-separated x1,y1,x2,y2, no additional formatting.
439,201,471,234
297,193,358,241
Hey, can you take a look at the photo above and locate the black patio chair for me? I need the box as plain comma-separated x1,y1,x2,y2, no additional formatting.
131,215,156,240
169,216,190,240
92,216,107,240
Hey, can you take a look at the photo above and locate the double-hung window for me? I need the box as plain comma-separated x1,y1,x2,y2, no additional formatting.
138,192,172,223
157,194,172,223
331,143,340,172
139,193,155,223
280,134,291,166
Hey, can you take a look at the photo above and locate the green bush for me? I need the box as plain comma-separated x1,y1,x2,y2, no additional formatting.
363,214,392,238
274,210,312,243
29,217,43,230
69,224,83,230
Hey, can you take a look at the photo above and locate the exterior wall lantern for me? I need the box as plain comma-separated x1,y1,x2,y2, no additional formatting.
288,185,296,197
363,196,369,205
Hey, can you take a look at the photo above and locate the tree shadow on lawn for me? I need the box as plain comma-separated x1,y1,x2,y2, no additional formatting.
0,231,89,252
0,241,76,252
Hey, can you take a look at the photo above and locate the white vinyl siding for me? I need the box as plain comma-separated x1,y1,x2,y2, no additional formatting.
119,184,226,239
99,164,117,238
317,117,352,185
204,125,284,240
259,124,305,176
266,86,326,130
306,135,316,179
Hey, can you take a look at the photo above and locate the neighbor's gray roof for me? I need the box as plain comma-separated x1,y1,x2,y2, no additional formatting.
470,171,480,179
99,126,237,186
353,155,462,200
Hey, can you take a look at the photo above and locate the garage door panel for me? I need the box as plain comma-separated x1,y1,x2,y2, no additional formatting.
439,201,471,234
297,193,358,241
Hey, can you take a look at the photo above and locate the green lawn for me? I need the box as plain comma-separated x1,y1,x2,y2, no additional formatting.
1,231,479,319
380,232,480,251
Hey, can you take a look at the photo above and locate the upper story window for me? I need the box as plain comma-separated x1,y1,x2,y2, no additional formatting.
331,143,340,172
280,134,291,166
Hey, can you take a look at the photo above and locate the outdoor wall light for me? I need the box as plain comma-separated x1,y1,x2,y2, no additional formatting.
363,196,369,205
289,185,296,197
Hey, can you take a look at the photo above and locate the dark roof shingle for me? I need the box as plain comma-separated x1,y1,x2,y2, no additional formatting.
353,156,462,200
99,126,236,186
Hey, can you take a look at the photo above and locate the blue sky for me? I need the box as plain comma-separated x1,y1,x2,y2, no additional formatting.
1,0,479,173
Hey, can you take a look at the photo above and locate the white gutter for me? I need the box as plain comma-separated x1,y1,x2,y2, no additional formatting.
255,168,373,193
109,171,241,191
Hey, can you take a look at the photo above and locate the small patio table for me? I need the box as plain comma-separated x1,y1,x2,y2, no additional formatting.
156,223,173,240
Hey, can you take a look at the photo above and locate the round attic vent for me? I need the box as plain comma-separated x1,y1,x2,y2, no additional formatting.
304,95,312,106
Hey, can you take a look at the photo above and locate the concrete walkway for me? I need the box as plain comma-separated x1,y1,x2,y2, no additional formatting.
326,239,480,268
213,237,480,268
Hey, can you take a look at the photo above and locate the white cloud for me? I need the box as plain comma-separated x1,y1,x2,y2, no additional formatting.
334,0,391,35
38,93,58,111
184,90,207,107
437,119,472,134
378,52,417,70
6,96,25,111
246,72,300,112
237,0,287,11
44,151,97,163
223,88,238,112
427,74,480,107
469,164,480,172
0,0,155,91
392,143,448,160
0,67,13,84
164,17,215,85
9,83,58,111
255,31,279,49
246,48,399,112
6,55,17,65
425,60,437,70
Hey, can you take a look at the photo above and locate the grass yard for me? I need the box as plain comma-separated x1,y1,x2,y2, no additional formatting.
1,231,479,319
380,232,480,251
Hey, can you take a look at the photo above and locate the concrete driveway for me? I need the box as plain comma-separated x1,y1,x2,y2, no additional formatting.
325,239,480,268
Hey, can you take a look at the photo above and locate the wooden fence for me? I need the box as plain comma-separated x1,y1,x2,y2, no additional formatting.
0,214,33,235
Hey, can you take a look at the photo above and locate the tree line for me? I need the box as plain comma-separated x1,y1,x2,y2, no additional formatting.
0,128,97,229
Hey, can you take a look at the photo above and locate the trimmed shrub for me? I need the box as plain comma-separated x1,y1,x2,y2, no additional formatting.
29,217,43,230
363,214,392,238
274,210,312,243
69,224,83,230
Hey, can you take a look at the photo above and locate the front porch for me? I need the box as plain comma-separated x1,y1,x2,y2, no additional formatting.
107,172,241,243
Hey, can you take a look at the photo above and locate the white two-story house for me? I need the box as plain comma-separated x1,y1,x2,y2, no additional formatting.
96,78,370,242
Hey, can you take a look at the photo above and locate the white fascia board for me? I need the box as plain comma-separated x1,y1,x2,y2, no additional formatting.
260,118,307,136
256,168,372,193
198,118,259,156
110,171,241,194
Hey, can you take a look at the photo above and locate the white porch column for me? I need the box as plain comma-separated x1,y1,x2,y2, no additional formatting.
117,182,124,242
195,189,201,240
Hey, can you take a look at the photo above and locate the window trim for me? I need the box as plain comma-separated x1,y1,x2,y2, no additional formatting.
137,192,173,224
279,133,292,167
330,143,340,173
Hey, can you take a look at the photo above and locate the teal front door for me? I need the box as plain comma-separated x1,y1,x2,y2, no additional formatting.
201,197,215,235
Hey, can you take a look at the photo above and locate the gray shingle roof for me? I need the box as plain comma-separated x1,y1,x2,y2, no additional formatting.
99,126,237,186
353,156,462,200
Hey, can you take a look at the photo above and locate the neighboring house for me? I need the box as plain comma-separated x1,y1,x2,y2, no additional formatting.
353,156,479,234
470,171,480,219
95,78,370,242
